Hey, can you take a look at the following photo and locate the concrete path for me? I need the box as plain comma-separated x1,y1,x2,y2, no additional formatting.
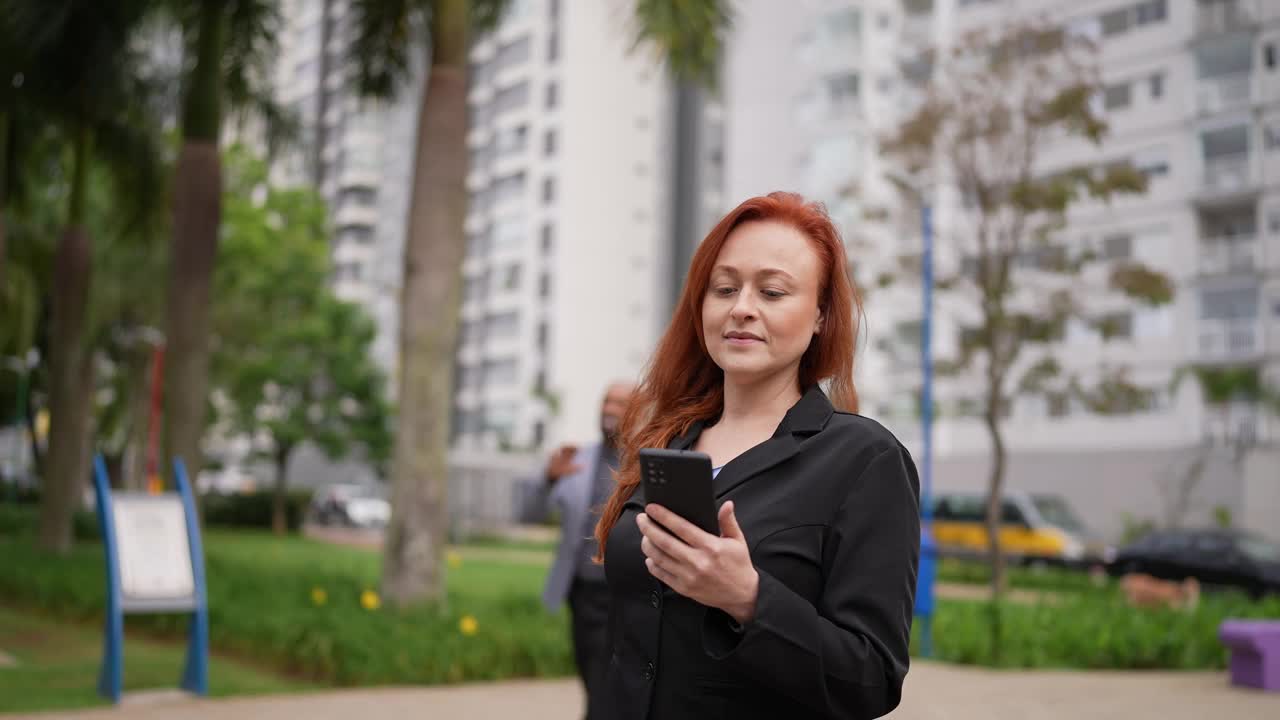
7,661,1276,720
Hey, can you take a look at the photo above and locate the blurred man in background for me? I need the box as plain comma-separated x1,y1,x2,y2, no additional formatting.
520,381,634,720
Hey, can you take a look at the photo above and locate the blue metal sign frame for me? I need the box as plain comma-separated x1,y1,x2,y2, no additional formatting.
92,455,208,703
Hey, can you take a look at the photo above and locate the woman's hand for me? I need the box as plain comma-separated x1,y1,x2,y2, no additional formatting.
637,501,759,624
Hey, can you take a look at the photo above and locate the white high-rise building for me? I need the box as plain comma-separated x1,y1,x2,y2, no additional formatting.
455,0,723,451
723,0,1280,539
272,0,420,384
265,0,724,462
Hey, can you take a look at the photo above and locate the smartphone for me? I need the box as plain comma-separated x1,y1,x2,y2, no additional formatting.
638,448,719,536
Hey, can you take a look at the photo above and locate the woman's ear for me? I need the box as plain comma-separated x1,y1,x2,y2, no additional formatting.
814,309,824,335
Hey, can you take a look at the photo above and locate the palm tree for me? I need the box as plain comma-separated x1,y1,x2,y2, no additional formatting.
1,0,165,552
162,0,294,486
349,0,730,606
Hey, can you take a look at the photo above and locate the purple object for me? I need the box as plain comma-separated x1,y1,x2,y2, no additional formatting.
1219,620,1280,692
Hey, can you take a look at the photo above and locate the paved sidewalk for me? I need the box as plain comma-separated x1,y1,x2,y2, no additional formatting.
7,662,1276,720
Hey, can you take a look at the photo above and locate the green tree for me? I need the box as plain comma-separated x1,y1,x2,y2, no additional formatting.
162,0,294,487
879,21,1174,631
210,146,391,535
348,0,730,606
1,0,164,552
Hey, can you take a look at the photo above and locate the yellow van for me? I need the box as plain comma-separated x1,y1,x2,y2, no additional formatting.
928,491,1114,567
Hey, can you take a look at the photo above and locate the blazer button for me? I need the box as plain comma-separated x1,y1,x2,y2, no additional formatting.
644,661,655,681
649,590,660,608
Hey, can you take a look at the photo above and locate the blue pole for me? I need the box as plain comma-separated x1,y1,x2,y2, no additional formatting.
921,202,934,523
92,455,124,703
917,202,936,659
174,458,209,696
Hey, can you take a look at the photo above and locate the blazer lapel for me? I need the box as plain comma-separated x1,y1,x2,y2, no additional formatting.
711,385,834,498
622,386,835,505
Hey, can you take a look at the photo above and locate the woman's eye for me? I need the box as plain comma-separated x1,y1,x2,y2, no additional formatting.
713,286,737,296
763,289,786,299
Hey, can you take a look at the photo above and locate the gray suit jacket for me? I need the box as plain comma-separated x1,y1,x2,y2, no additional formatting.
519,442,602,612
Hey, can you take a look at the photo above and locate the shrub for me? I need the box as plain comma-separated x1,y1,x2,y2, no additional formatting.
912,589,1280,669
202,490,313,532
0,504,99,541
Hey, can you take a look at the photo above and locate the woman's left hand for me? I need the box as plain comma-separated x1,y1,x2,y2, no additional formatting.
638,501,759,624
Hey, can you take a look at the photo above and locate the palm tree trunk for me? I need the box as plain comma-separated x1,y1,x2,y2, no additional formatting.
40,125,94,553
163,0,226,486
381,0,469,607
0,111,9,292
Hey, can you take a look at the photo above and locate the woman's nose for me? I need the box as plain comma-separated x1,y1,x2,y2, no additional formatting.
730,290,757,320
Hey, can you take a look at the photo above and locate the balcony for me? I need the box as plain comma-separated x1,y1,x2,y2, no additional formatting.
1199,235,1260,275
334,201,379,229
1198,317,1262,361
1201,152,1255,194
1196,72,1253,114
1195,0,1259,37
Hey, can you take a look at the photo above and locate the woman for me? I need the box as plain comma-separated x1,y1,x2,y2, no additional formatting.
594,192,920,719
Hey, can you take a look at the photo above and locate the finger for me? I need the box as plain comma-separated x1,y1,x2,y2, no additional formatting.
640,533,684,571
718,501,745,541
645,557,682,590
645,503,714,548
637,511,699,564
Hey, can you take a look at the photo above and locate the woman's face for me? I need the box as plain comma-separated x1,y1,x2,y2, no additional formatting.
701,221,824,387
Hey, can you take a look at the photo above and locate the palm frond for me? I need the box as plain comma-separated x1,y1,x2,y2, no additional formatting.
347,0,430,100
631,0,732,91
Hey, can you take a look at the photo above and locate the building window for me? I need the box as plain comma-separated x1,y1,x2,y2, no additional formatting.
825,72,860,111
1149,72,1164,99
547,30,559,62
540,223,554,253
539,272,551,298
485,311,520,339
1103,82,1131,110
340,226,375,245
1100,8,1130,36
542,177,556,204
1267,43,1278,70
545,82,558,109
1266,125,1280,150
1133,147,1170,178
537,322,548,351
492,80,531,115
1102,233,1133,259
503,264,522,290
544,128,556,156
1200,286,1259,319
1134,0,1166,25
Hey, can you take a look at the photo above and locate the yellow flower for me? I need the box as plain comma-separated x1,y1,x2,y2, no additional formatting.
459,614,478,636
446,551,463,569
361,589,381,611
311,587,327,606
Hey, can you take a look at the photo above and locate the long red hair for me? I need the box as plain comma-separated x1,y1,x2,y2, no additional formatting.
594,192,863,560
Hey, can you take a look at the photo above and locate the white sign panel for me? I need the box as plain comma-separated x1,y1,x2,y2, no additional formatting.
112,496,195,602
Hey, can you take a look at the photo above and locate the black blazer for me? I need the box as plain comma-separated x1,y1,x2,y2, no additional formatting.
602,385,920,720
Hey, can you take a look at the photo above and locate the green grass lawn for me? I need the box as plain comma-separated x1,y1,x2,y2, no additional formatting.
0,605,316,714
0,524,575,707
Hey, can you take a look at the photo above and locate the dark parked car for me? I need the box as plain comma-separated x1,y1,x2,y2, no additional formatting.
1107,528,1280,598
